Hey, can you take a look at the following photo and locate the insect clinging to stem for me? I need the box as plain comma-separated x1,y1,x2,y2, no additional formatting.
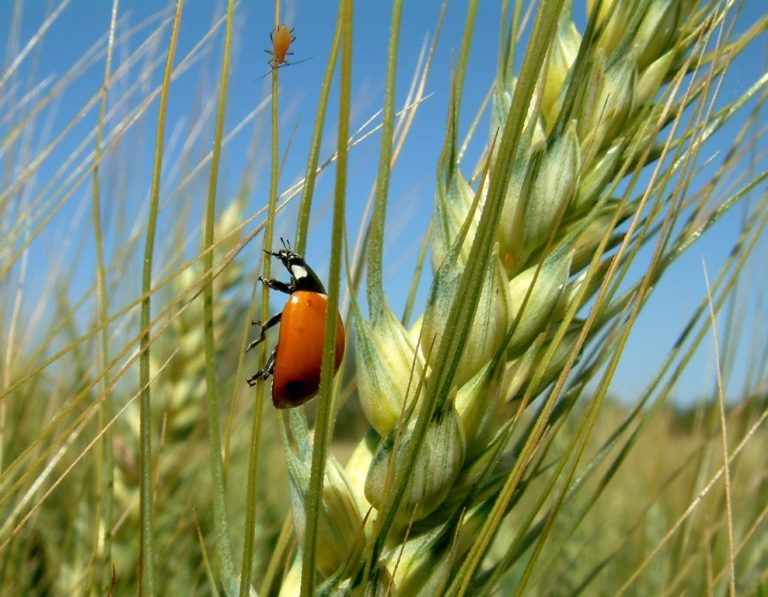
256,24,310,80
246,239,345,409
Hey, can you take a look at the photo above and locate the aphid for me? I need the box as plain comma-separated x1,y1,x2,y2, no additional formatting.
257,24,309,80
268,24,296,68
246,239,345,408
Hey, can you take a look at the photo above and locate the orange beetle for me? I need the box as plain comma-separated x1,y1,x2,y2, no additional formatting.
267,24,295,68
246,239,345,408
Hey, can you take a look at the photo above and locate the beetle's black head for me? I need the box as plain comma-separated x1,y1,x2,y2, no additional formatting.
266,238,326,293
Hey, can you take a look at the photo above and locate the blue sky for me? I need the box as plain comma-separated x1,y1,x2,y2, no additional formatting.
2,0,766,406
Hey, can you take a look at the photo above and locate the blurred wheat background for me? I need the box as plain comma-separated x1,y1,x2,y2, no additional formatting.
0,0,766,595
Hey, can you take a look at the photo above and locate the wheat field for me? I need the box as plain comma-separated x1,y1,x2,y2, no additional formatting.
0,0,766,594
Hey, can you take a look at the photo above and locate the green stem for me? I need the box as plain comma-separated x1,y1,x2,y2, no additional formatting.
203,0,237,590
239,6,283,595
294,13,343,254
300,0,352,594
138,2,184,594
366,0,403,319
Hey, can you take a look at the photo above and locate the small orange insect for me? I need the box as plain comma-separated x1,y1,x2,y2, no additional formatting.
257,24,308,80
268,24,295,68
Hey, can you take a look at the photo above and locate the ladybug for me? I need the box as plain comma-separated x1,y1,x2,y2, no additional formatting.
246,239,345,408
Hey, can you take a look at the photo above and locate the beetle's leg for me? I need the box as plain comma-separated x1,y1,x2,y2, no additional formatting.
246,312,282,352
246,348,277,386
259,275,292,294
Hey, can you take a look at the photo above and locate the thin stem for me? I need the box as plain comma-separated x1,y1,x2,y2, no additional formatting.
203,0,237,588
239,1,282,593
138,2,184,594
300,0,352,593
366,0,403,319
703,264,737,596
294,11,343,254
